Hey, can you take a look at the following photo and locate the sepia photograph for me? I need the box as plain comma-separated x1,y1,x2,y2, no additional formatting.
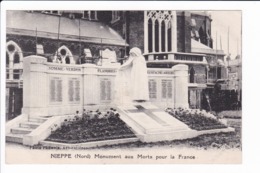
3,8,243,164
4,2,260,172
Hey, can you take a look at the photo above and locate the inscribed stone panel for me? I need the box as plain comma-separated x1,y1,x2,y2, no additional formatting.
100,78,112,101
149,79,157,99
49,77,62,103
68,78,80,103
161,79,173,99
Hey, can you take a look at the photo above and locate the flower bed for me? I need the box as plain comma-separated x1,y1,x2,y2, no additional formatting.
218,111,242,119
165,108,227,131
46,109,136,143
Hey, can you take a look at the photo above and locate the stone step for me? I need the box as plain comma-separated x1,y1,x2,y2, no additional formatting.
6,133,24,144
11,127,33,134
20,122,42,129
29,117,49,123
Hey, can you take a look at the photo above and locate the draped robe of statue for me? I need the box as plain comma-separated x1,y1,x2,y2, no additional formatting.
114,47,149,105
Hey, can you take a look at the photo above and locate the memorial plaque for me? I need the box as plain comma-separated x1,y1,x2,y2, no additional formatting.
68,78,80,102
167,80,172,98
100,78,112,101
162,80,167,99
68,80,74,102
50,79,55,102
57,80,62,102
162,79,172,99
100,80,106,101
149,79,157,99
75,80,80,102
107,80,111,100
50,77,62,102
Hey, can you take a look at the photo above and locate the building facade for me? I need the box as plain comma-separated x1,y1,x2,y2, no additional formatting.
109,11,226,110
6,10,228,120
6,10,127,120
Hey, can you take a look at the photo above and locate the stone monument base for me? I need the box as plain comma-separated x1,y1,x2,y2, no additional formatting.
117,102,195,142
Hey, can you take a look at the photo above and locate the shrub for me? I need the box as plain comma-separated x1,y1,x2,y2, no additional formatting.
165,108,227,131
46,108,135,143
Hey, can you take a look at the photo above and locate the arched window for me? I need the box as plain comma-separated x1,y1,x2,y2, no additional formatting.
167,22,172,52
14,53,20,63
155,20,159,52
146,11,175,54
6,53,9,67
190,67,195,83
65,56,70,64
6,40,23,80
53,45,75,64
161,21,165,52
148,19,153,53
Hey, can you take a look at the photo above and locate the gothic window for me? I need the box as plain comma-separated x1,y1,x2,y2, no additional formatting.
6,53,10,79
6,53,9,68
14,53,20,64
161,21,165,52
155,20,159,52
167,22,172,52
148,18,153,52
6,41,23,80
65,56,70,64
146,11,175,53
54,45,75,64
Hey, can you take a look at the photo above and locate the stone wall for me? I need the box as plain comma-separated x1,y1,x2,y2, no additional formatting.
22,55,189,116
177,12,191,53
128,11,145,52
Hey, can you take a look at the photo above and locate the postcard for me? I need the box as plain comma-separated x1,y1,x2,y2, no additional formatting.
2,1,255,173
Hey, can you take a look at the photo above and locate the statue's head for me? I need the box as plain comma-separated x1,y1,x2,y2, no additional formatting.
129,47,142,57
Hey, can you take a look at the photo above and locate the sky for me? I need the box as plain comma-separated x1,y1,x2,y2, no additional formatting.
210,11,242,60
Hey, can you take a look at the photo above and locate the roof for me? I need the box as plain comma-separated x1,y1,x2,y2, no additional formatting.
191,39,225,55
6,11,127,46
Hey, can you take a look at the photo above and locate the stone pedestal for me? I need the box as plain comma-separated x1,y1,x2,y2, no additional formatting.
22,56,48,116
172,64,189,108
83,64,99,106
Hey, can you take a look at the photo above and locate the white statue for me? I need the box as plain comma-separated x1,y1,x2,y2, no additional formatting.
114,47,149,104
